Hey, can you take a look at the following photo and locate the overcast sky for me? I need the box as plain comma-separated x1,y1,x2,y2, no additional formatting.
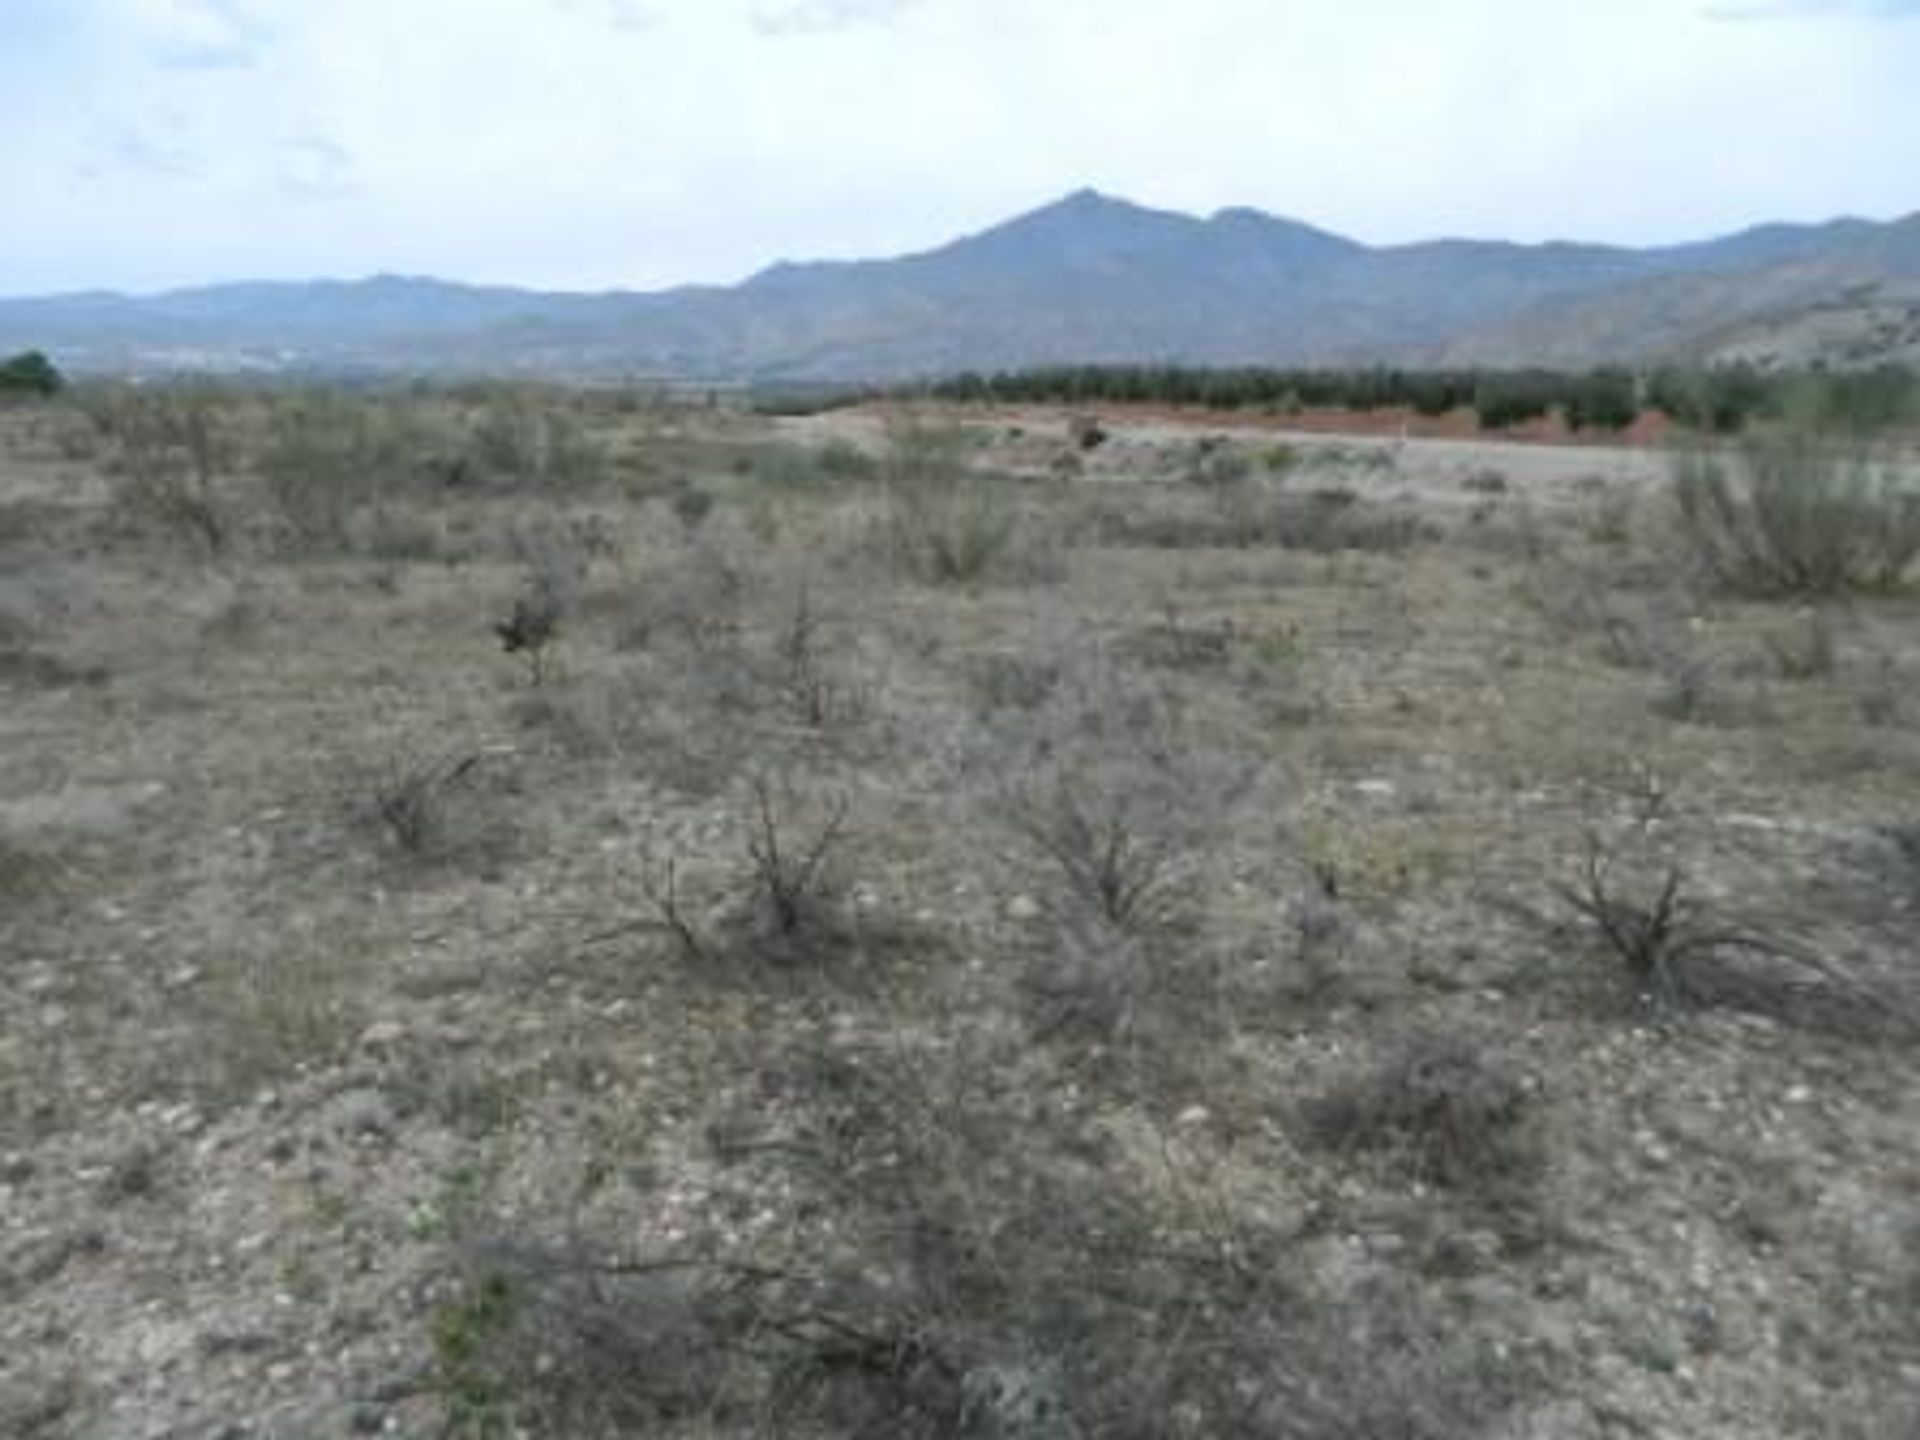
3,0,1917,296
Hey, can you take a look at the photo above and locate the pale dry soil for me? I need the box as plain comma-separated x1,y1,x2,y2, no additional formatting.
1,396,1917,1438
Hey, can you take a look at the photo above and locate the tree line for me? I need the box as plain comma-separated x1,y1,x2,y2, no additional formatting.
914,362,1918,435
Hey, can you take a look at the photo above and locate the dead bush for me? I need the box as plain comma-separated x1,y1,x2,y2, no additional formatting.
359,748,519,872
708,776,856,965
1547,781,1867,1023
1301,1033,1541,1202
699,1024,1545,1439
1014,771,1181,931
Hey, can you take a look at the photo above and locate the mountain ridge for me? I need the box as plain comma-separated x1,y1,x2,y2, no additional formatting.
4,191,1918,378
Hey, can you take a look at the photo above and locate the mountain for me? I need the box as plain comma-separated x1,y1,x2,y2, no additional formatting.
4,190,1918,380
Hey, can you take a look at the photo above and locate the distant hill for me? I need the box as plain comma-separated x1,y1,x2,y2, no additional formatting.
4,189,1918,380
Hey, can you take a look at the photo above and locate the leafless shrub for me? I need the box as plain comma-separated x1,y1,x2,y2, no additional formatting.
1302,1033,1541,1202
362,749,515,870
774,583,869,730
1019,906,1160,1043
617,539,747,654
1118,600,1235,671
432,1236,973,1439
1551,782,1833,1013
1557,832,1776,1008
1014,771,1180,931
703,1025,1541,1440
964,650,1066,717
726,776,853,963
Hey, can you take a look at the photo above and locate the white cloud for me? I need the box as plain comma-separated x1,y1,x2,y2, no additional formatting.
751,0,921,36
134,0,272,69
1,0,1916,294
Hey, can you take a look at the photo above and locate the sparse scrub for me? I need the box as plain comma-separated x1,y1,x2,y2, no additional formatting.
877,413,1056,584
254,392,422,552
1550,784,1841,1014
1014,769,1182,930
885,474,1021,583
0,836,64,917
733,776,853,961
86,385,236,554
1184,436,1253,489
189,938,370,1102
1672,429,1920,596
496,532,590,684
365,749,492,861
1090,480,1425,553
6,385,1918,1436
773,583,868,730
1302,1033,1541,1202
468,391,607,487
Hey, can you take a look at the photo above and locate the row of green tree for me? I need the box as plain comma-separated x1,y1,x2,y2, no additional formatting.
0,350,65,398
918,362,1917,435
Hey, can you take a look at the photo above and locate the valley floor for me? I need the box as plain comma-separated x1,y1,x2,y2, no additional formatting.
2,393,1916,1438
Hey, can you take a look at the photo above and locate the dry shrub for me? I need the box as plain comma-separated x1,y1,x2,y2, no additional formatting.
1086,481,1427,554
254,392,438,552
876,414,1063,585
1672,429,1920,596
358,746,521,873
467,390,607,487
84,385,236,554
1302,1033,1541,1202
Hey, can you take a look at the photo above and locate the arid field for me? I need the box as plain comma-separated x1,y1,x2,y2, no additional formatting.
2,389,1917,1438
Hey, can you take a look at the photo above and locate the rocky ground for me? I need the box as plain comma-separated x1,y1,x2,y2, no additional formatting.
1,391,1917,1438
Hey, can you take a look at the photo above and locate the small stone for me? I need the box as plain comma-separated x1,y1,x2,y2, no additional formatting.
1176,1105,1211,1129
1784,1084,1812,1105
359,1021,406,1051
1005,895,1042,922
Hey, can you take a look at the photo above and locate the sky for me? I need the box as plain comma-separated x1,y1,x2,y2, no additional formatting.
3,0,1918,296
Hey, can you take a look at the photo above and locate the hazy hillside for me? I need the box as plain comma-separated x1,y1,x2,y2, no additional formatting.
3,190,1917,380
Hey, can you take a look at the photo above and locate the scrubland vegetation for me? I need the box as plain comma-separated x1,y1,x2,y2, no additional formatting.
1,375,1917,1437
